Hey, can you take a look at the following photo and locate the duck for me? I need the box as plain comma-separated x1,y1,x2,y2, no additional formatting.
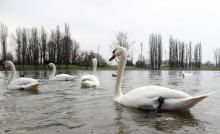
109,47,209,112
2,60,39,90
80,58,100,88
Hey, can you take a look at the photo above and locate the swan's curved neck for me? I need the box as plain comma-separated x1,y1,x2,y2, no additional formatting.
115,52,127,98
49,64,56,79
92,60,97,75
8,62,17,83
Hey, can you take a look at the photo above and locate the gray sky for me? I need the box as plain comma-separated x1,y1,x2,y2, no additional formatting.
1,0,220,63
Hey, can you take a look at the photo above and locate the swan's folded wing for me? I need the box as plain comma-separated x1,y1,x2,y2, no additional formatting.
10,78,38,86
21,83,40,90
8,78,39,90
117,95,158,109
81,74,98,82
54,74,77,80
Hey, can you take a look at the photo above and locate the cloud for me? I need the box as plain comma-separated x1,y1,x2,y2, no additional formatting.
1,0,220,62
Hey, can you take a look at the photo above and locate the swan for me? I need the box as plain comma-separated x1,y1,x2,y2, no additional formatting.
48,63,78,81
2,60,39,90
182,71,192,78
80,58,100,88
109,47,209,111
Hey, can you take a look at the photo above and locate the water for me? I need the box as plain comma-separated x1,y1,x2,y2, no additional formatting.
0,70,220,134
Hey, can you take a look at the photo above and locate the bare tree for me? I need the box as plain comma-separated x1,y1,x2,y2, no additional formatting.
79,51,94,69
213,48,220,69
21,28,28,69
0,23,8,61
112,31,135,66
193,42,202,69
188,42,192,69
55,26,61,68
40,27,47,68
30,28,40,67
71,40,80,64
48,30,56,63
14,27,22,65
63,23,72,69
149,34,162,69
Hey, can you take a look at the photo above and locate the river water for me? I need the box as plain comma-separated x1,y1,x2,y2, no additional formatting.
0,70,219,134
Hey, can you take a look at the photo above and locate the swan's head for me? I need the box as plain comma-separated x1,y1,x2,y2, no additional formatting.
2,60,13,69
48,63,55,69
109,47,127,61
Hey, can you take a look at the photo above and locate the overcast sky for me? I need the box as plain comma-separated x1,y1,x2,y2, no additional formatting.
1,0,220,63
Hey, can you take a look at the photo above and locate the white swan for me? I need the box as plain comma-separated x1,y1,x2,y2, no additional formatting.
182,71,192,78
48,63,78,81
2,60,39,90
109,47,209,111
80,58,100,88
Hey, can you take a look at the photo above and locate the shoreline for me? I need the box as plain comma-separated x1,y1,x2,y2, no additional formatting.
9,64,220,71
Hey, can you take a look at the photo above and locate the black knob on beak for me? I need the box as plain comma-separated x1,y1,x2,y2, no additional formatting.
109,55,116,61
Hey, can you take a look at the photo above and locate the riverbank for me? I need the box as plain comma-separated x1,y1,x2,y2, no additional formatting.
13,64,146,71
10,64,220,71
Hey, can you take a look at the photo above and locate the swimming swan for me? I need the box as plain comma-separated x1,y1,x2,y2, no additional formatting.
2,60,39,90
182,71,192,78
109,47,209,111
48,63,78,81
80,58,100,88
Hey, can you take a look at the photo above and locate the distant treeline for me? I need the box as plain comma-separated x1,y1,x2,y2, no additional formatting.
0,22,218,70
0,23,107,69
169,37,202,70
214,48,220,69
118,31,204,70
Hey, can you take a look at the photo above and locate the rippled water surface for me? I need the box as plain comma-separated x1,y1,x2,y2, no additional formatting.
0,70,220,134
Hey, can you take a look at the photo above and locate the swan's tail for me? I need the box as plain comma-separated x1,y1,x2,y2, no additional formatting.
164,93,210,110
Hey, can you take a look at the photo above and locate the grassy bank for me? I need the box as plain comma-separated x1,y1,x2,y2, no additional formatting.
12,64,219,71
14,64,147,71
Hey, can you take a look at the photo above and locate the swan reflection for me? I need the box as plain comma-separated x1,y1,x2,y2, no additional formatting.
114,101,206,133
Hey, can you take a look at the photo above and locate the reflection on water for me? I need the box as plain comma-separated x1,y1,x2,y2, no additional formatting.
0,70,220,133
115,103,125,134
127,108,199,133
114,102,203,134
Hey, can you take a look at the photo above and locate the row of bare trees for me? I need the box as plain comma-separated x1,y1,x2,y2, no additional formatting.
0,23,205,70
0,22,107,69
134,35,202,70
14,24,78,69
0,23,8,62
194,43,202,69
149,34,162,69
169,36,202,70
